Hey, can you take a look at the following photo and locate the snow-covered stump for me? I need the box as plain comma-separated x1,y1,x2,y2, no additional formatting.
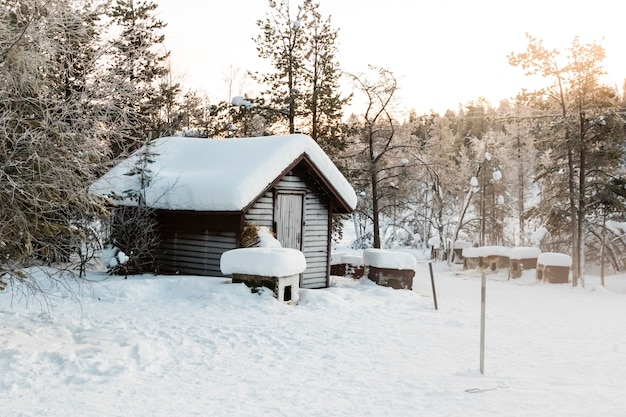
363,249,417,290
220,247,306,305
509,247,542,279
536,252,572,284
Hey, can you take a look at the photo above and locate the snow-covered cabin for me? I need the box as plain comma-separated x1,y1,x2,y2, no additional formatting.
90,134,357,289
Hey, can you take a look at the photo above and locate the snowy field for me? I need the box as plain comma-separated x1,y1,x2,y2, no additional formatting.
2,261,626,417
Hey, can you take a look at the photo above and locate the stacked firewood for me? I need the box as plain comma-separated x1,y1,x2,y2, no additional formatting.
239,225,278,248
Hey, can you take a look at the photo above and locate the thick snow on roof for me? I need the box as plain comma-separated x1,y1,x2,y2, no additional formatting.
90,135,357,212
363,249,417,270
330,251,363,266
510,246,542,260
462,245,510,258
538,252,572,267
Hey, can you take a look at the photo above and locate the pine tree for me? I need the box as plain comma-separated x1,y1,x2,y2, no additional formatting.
105,0,178,154
252,0,349,152
302,6,349,154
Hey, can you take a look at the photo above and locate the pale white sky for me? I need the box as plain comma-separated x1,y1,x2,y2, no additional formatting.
155,0,626,115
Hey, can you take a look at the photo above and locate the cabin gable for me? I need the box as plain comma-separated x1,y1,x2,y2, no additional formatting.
244,164,331,289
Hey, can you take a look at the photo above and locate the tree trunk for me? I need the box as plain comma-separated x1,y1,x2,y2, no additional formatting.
567,143,579,287
601,210,607,287
371,163,381,249
517,129,525,246
577,139,586,287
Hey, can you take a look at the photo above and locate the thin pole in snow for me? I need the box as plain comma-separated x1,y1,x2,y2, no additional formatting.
480,270,486,374
428,261,438,310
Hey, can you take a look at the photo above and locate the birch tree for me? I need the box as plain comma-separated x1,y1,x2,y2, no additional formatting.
0,0,109,286
509,34,623,286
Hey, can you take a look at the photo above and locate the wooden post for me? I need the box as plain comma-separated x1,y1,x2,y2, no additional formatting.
428,262,438,310
480,270,486,374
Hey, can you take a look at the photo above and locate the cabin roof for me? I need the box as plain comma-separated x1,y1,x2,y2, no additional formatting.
90,134,357,213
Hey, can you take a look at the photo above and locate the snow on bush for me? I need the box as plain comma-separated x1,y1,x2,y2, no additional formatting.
220,247,306,277
231,96,252,108
363,248,416,270
101,245,129,269
531,226,548,245
606,220,626,236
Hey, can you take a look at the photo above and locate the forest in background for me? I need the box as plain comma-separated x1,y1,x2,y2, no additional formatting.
1,0,625,289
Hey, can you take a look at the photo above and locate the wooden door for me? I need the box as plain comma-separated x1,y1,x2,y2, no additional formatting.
275,192,304,250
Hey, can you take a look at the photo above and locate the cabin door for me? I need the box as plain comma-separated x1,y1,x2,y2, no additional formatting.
274,192,305,250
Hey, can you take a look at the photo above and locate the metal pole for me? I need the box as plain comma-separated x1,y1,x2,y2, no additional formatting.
428,262,438,310
480,270,486,374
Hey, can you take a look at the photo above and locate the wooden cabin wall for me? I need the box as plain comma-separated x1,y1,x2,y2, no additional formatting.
244,191,273,228
301,191,330,288
244,171,332,289
156,210,239,277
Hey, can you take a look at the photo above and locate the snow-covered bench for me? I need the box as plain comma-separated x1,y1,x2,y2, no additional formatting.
220,247,306,304
363,249,416,290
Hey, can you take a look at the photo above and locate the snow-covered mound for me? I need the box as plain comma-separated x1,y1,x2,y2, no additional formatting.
1,265,626,416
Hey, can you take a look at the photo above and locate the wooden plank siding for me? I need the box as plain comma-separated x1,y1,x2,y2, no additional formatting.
156,210,240,277
159,231,236,276
243,170,332,289
242,192,273,228
301,191,331,288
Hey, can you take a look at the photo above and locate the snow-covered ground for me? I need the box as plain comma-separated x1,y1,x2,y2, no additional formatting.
2,261,626,417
